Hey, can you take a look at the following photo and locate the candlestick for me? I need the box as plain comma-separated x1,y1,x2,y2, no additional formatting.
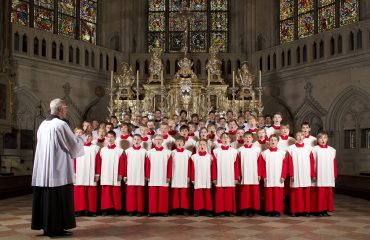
232,71,235,87
259,70,262,87
208,70,210,86
161,70,164,86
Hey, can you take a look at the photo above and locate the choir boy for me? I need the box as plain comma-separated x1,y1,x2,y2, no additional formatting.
195,127,213,153
212,133,241,216
260,134,287,216
96,131,125,216
266,112,283,137
139,125,152,150
74,127,83,137
124,134,147,216
277,124,295,151
253,128,269,151
207,123,217,141
105,122,113,133
231,128,245,149
147,120,156,136
115,122,133,150
145,134,173,216
160,123,176,150
191,139,214,216
246,115,258,135
168,119,179,138
74,133,100,216
110,116,121,137
302,122,317,147
170,136,193,215
188,122,197,140
92,127,107,148
194,119,206,138
238,132,262,216
257,116,265,128
287,131,315,216
311,132,337,216
213,127,226,150
180,125,197,153
227,119,239,142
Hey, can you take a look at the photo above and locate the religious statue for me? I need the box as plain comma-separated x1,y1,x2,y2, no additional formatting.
206,46,224,84
148,48,163,84
115,62,135,99
237,61,254,88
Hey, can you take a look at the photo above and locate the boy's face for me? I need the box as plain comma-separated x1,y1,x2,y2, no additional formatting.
236,130,245,139
105,125,113,132
176,139,185,148
265,117,272,124
198,141,208,152
147,122,155,130
153,136,163,146
302,125,311,135
142,117,149,125
244,111,251,119
92,120,99,130
133,136,142,146
221,134,230,145
318,135,328,145
155,111,161,119
75,129,83,136
173,115,179,123
85,135,93,143
120,126,128,134
198,121,206,129
180,128,189,137
98,129,106,137
238,117,244,125
295,133,305,143
257,130,266,139
226,112,233,119
229,121,237,130
217,129,225,137
209,113,215,121
192,116,199,123
208,126,215,134
273,114,282,125
111,118,118,126
248,118,257,127
107,134,116,144
244,135,254,144
189,125,195,133
160,125,169,134
281,127,290,136
219,119,226,127
269,137,278,148
140,126,148,136
200,129,208,138
168,120,176,130
258,116,265,125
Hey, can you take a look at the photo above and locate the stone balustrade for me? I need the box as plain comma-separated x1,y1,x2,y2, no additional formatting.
253,19,370,74
12,24,123,74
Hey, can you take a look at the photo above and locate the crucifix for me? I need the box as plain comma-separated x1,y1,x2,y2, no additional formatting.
178,0,195,56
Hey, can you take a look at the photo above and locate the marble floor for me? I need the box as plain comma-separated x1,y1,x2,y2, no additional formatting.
0,194,369,240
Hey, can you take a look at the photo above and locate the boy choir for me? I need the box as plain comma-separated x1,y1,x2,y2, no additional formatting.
72,112,336,217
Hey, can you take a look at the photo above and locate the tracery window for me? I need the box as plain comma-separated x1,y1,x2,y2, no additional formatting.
148,0,228,53
280,0,359,44
11,0,97,44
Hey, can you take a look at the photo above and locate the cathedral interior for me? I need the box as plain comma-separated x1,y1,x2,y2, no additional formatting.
0,0,370,224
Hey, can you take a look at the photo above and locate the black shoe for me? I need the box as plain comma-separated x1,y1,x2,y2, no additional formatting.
183,210,189,216
162,214,168,217
275,213,280,217
101,211,108,216
74,212,81,217
291,213,296,217
147,214,152,217
305,213,310,217
247,212,254,217
128,212,134,217
89,212,97,217
194,211,200,217
44,230,73,237
136,213,142,217
241,211,248,217
323,211,331,216
206,211,213,217
114,211,120,216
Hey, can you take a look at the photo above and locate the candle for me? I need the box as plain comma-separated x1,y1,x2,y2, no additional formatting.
259,70,262,87
207,70,210,86
136,70,139,89
110,70,113,89
232,71,235,87
161,70,164,86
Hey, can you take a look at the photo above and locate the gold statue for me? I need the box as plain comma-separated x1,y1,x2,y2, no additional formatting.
237,61,254,87
206,46,224,84
148,48,163,84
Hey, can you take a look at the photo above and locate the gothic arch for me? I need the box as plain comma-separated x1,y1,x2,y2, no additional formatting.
326,86,370,130
82,97,108,122
263,96,295,130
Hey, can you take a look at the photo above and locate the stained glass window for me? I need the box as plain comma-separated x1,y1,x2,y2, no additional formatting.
279,0,359,44
148,0,228,53
80,0,97,44
340,0,359,26
11,0,98,44
11,0,29,26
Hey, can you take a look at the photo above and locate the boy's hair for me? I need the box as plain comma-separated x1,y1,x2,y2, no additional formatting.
180,110,187,116
219,117,226,121
98,127,107,133
198,119,206,123
74,127,83,133
248,115,257,121
243,132,254,138
107,130,116,138
207,123,215,128
208,110,215,115
180,125,190,132
317,132,328,139
301,121,311,128
220,132,230,139
199,127,207,132
257,127,266,133
280,123,290,129
133,134,142,139
191,113,199,118
160,122,169,127
274,112,283,118
198,139,208,145
153,133,163,139
120,122,129,128
110,116,118,120
269,134,279,141
176,136,186,143
237,127,245,132
140,124,148,129
228,119,237,125
106,122,113,127
264,114,272,119
84,132,93,137
217,127,226,132
188,122,196,127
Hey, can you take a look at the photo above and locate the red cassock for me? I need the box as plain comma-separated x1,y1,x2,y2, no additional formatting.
212,146,240,214
260,147,287,214
96,144,125,211
145,146,172,214
238,144,262,211
190,151,214,211
74,143,100,213
287,143,315,214
311,145,337,212
170,148,193,210
124,145,147,213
